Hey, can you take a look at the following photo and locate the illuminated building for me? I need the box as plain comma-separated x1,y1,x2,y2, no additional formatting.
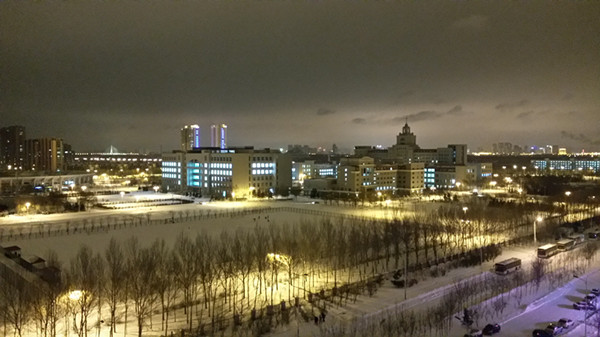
210,124,228,149
162,147,292,198
24,138,64,172
180,124,201,151
0,125,26,170
532,158,600,173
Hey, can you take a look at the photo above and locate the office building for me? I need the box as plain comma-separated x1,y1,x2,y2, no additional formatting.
162,147,292,198
532,158,600,173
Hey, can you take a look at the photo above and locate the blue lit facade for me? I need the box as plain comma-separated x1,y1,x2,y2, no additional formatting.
162,148,292,198
532,158,600,173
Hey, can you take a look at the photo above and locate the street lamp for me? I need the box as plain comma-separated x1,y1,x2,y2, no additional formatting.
25,202,31,215
565,191,572,215
534,216,543,245
153,185,159,193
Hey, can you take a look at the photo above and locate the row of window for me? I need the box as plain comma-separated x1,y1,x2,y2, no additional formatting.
252,169,274,175
251,162,274,169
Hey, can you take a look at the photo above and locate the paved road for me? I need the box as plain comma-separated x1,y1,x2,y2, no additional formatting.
498,270,600,337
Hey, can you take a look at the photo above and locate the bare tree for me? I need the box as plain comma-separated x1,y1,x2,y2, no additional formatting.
126,237,158,337
103,238,126,337
173,232,197,329
152,239,177,336
0,272,34,337
69,245,104,337
531,257,548,290
581,241,599,268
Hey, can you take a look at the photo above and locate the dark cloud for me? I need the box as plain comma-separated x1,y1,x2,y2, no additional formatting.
316,108,335,116
495,100,529,112
561,131,600,145
352,118,367,125
393,111,442,124
516,111,534,119
446,105,465,115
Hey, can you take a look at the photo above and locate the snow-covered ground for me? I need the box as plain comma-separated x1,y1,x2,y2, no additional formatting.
1,195,598,337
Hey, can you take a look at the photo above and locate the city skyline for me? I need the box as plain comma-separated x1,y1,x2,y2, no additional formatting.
2,1,599,152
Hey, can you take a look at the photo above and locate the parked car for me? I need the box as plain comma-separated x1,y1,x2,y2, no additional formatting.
532,329,553,337
573,301,595,310
557,318,574,329
591,288,600,296
585,294,597,303
464,328,483,337
545,323,562,335
482,323,501,335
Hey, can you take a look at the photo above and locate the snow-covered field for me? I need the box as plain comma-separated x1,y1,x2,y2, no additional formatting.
1,195,598,337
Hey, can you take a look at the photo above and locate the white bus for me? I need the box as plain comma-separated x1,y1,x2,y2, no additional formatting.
569,233,585,245
557,238,576,251
538,243,559,258
494,257,522,275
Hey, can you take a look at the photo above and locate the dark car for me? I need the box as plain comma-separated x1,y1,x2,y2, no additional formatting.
482,323,501,335
532,329,553,337
573,301,595,310
591,288,600,296
557,318,573,329
545,323,562,335
585,294,597,303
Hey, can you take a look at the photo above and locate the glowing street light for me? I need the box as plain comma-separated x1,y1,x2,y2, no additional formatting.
153,185,159,193
69,290,83,301
565,191,572,214
534,216,543,245
25,202,31,215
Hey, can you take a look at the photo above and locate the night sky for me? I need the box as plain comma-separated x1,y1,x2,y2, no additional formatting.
2,1,599,153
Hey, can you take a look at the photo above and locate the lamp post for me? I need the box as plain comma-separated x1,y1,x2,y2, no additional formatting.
565,191,572,216
25,202,31,215
534,216,542,245
574,274,588,336
68,290,83,337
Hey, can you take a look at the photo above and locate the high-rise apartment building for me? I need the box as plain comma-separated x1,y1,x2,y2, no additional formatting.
180,125,201,151
0,125,26,170
25,138,64,172
210,124,227,149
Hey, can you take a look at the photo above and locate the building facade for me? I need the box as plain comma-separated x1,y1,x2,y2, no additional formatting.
180,125,201,151
0,125,26,170
162,147,292,198
24,138,64,172
532,158,600,173
210,124,228,149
